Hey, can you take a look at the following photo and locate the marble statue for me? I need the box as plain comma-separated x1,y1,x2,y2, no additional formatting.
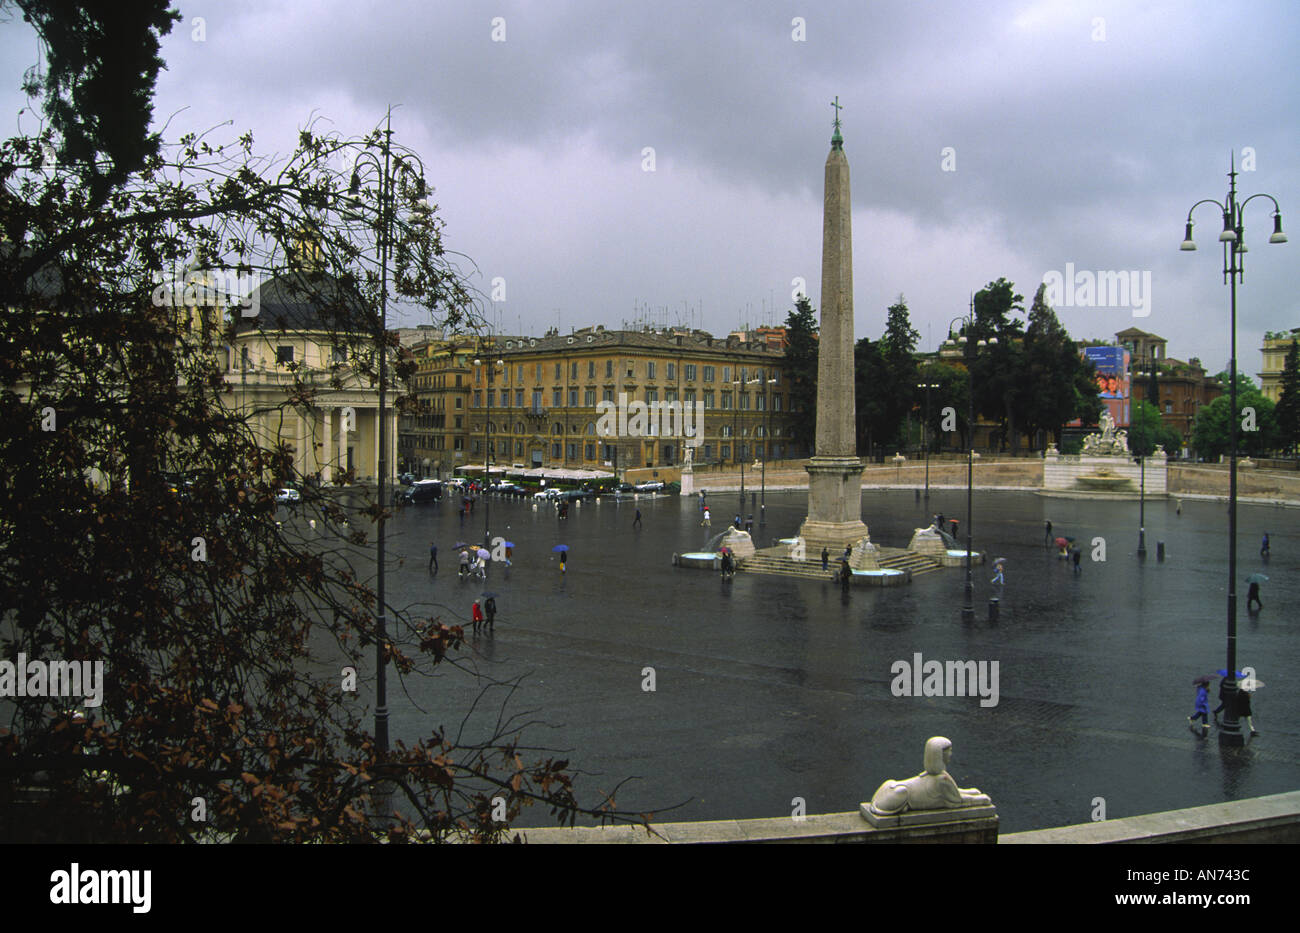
1081,410,1130,456
868,736,990,815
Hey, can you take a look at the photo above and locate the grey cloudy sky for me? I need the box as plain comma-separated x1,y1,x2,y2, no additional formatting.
4,0,1297,374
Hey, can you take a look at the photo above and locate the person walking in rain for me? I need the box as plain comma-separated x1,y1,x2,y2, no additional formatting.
991,560,1005,586
471,599,484,633
733,514,741,529
701,506,711,527
484,596,497,631
1213,674,1232,723
1247,579,1263,612
1044,520,1052,545
821,547,829,571
1260,532,1270,557
1236,684,1260,737
1188,681,1210,737
428,542,438,574
458,547,470,579
559,549,567,573
633,508,642,530
1071,545,1082,574
840,558,852,593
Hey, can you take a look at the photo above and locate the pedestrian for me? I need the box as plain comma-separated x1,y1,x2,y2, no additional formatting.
458,548,470,579
1071,545,1081,574
733,514,741,529
471,599,484,633
1235,685,1259,737
745,514,753,533
1176,498,1183,515
950,518,959,538
720,550,733,580
428,542,438,574
1212,675,1230,722
559,549,567,573
484,596,497,631
937,512,945,531
634,508,642,529
991,564,1004,586
1188,681,1210,736
1044,520,1052,545
458,506,465,526
840,558,852,592
701,507,711,526
504,544,513,566
821,547,829,571
1247,580,1263,612
1260,532,1269,557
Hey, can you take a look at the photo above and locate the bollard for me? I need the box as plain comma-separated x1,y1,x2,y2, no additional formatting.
1157,541,1165,561
988,597,999,621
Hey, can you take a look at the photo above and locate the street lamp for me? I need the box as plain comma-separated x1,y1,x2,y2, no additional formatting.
760,375,776,525
731,370,761,522
916,368,940,501
1180,154,1286,747
1133,359,1160,557
348,112,426,755
474,348,504,549
943,307,997,623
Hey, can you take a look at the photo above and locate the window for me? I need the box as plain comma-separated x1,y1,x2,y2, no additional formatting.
740,393,750,410
756,393,766,411
568,388,578,407
773,394,783,412
1165,401,1172,414
516,389,524,407
702,365,714,382
571,362,578,379
584,389,596,406
602,388,614,402
555,363,562,379
606,359,613,377
332,345,347,364
626,362,635,379
499,390,509,409
588,361,595,378
535,364,542,382
586,443,596,460
553,388,562,407
276,346,294,364
473,391,482,408
455,398,463,409
770,369,780,386
517,365,524,382
721,443,731,459
552,422,563,435
566,442,577,460
552,443,561,459
722,366,731,383
721,424,732,437
455,374,462,387
721,392,732,410
665,389,677,403
684,389,696,404
454,415,462,429
532,390,543,410
454,437,463,450
515,441,523,456
684,364,696,381
646,389,658,403
666,362,675,380
703,391,714,409
647,361,656,379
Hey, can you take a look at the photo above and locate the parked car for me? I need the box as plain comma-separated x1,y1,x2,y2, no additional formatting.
558,488,594,502
275,487,301,504
402,479,443,503
634,481,665,493
492,482,526,497
398,472,417,486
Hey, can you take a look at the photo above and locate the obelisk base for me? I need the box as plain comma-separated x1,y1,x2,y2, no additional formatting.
799,456,867,553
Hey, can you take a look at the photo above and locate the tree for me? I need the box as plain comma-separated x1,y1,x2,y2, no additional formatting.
968,278,1028,451
1022,283,1098,450
855,296,921,458
1,16,651,842
918,361,970,452
1273,339,1300,454
1129,401,1182,457
783,295,818,455
1191,389,1277,461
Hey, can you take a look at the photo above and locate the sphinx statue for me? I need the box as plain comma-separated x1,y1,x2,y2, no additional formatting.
868,736,990,815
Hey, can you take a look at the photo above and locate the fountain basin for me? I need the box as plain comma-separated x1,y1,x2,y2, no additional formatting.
939,549,983,567
1076,474,1134,491
674,551,721,569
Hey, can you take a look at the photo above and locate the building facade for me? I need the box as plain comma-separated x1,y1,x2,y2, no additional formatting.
1117,327,1222,450
1259,328,1300,403
444,325,802,477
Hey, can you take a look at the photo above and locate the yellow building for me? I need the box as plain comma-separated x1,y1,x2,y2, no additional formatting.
228,273,396,484
462,325,801,475
1259,328,1300,402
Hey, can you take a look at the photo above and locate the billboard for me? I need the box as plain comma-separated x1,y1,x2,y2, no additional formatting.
1083,346,1130,426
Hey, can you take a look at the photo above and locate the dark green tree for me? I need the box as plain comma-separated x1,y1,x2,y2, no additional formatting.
967,278,1027,450
1022,283,1097,450
854,295,921,457
1273,339,1300,454
12,0,180,201
1191,385,1277,460
918,361,970,452
783,295,819,455
1129,400,1182,457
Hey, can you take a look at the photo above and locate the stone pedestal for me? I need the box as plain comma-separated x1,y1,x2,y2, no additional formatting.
799,456,866,552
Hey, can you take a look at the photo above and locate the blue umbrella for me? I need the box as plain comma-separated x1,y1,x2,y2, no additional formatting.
502,541,515,548
1216,669,1245,678
551,544,568,553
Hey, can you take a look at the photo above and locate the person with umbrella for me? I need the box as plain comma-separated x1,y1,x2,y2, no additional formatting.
471,598,485,633
552,543,568,573
1260,532,1270,557
429,541,438,574
1246,573,1267,612
1236,677,1261,737
1055,536,1069,560
1188,675,1211,737
991,558,1006,586
483,594,498,631
502,541,514,567
475,547,491,579
719,547,734,580
457,547,470,580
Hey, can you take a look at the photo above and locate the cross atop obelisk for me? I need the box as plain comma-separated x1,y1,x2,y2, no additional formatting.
798,99,866,554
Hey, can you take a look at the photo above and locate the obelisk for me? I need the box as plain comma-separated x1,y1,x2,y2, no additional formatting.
798,98,867,553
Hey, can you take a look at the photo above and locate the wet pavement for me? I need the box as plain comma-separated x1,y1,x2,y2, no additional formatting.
329,487,1298,833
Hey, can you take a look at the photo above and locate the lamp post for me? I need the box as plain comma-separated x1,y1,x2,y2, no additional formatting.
348,113,426,755
760,375,776,525
732,371,760,521
917,369,940,501
1180,155,1287,747
943,306,996,623
474,347,504,549
1133,359,1160,557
